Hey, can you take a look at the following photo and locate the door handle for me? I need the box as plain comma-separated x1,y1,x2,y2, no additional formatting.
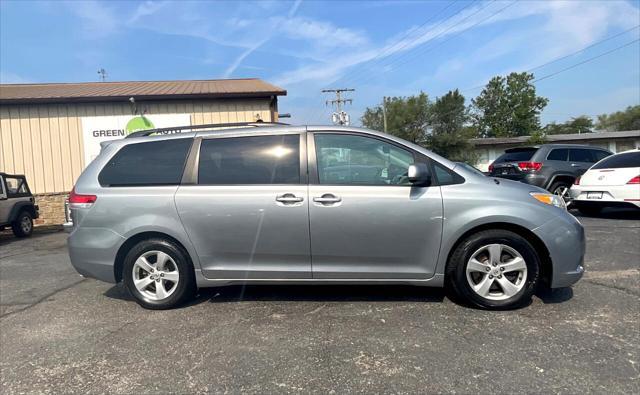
313,194,341,204
570,163,579,167
276,194,304,203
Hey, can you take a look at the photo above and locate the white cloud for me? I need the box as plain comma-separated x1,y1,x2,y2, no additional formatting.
275,16,368,48
67,0,119,38
274,0,640,90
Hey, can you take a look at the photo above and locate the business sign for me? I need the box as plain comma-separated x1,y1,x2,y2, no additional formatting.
81,113,191,166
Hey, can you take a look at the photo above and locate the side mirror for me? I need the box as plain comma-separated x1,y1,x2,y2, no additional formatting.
408,163,431,185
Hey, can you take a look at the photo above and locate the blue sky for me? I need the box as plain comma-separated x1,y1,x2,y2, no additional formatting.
1,0,639,126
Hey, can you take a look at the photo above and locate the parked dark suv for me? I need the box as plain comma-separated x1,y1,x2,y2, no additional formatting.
488,144,612,197
0,173,39,237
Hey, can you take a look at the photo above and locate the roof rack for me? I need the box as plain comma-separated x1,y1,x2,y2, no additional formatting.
125,121,290,139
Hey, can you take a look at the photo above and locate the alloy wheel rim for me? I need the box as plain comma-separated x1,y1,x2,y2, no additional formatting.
132,250,179,301
465,244,527,301
554,186,569,200
21,216,31,233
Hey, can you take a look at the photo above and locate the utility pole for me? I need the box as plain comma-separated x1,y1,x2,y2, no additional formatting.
97,68,108,82
382,96,388,133
322,88,354,125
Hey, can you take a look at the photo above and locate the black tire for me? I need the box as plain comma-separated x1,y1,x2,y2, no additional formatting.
577,206,602,216
446,229,540,310
123,238,196,310
549,181,571,201
11,211,33,238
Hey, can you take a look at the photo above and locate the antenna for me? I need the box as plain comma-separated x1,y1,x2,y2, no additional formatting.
322,88,354,125
97,68,108,82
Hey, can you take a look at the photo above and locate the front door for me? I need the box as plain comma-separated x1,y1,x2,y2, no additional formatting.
175,132,311,279
308,132,443,279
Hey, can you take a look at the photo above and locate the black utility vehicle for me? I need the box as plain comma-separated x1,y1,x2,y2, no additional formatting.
488,144,612,197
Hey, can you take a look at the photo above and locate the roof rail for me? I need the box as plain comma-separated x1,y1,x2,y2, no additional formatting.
125,121,290,139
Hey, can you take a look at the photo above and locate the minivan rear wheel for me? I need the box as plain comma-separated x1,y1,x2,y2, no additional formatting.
446,229,540,309
123,238,196,310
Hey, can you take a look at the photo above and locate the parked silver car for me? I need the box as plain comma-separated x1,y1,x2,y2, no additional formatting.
66,124,585,310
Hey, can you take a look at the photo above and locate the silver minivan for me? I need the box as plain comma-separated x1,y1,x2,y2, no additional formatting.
67,124,585,310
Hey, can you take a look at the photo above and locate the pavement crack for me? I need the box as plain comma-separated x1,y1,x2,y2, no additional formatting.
583,278,640,298
0,278,86,319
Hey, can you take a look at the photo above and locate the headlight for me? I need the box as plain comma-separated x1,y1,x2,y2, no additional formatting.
530,192,566,210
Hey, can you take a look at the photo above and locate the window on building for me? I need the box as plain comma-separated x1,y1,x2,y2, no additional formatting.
98,139,193,187
314,133,414,186
198,134,300,185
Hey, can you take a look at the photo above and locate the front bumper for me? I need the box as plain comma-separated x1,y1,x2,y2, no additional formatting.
533,212,586,288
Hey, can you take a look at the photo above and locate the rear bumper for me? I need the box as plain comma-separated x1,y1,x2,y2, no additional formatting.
569,185,640,208
533,213,586,288
67,226,124,283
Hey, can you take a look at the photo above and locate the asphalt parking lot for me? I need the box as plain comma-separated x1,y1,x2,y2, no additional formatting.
1,209,639,394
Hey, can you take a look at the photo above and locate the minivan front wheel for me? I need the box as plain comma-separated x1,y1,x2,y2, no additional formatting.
447,230,540,309
123,238,196,309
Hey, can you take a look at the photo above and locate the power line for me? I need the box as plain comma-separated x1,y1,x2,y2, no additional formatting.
354,0,515,87
325,0,462,89
343,0,493,89
330,0,513,125
308,0,479,123
459,25,640,94
533,38,639,83
528,25,639,73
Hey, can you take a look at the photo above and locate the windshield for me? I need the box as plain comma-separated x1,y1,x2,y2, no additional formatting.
494,148,537,163
591,151,640,169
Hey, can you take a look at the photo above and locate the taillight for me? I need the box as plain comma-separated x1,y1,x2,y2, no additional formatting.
574,176,581,185
68,188,97,208
517,162,542,172
627,176,640,184
488,164,494,172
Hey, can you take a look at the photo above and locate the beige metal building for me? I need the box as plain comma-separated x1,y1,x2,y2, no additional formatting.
0,78,286,224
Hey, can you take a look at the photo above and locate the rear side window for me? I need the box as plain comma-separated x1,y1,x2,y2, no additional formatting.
592,151,640,169
546,148,568,161
569,149,594,163
494,148,537,163
4,176,29,196
99,139,192,187
198,134,300,185
591,150,611,162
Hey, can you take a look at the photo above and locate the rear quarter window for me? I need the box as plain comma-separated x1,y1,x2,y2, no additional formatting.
592,151,640,169
546,148,568,161
99,139,193,187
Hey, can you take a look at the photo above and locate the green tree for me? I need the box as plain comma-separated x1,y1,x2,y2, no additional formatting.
527,130,548,145
471,72,549,138
361,92,430,144
595,105,640,131
426,89,477,164
544,115,594,135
